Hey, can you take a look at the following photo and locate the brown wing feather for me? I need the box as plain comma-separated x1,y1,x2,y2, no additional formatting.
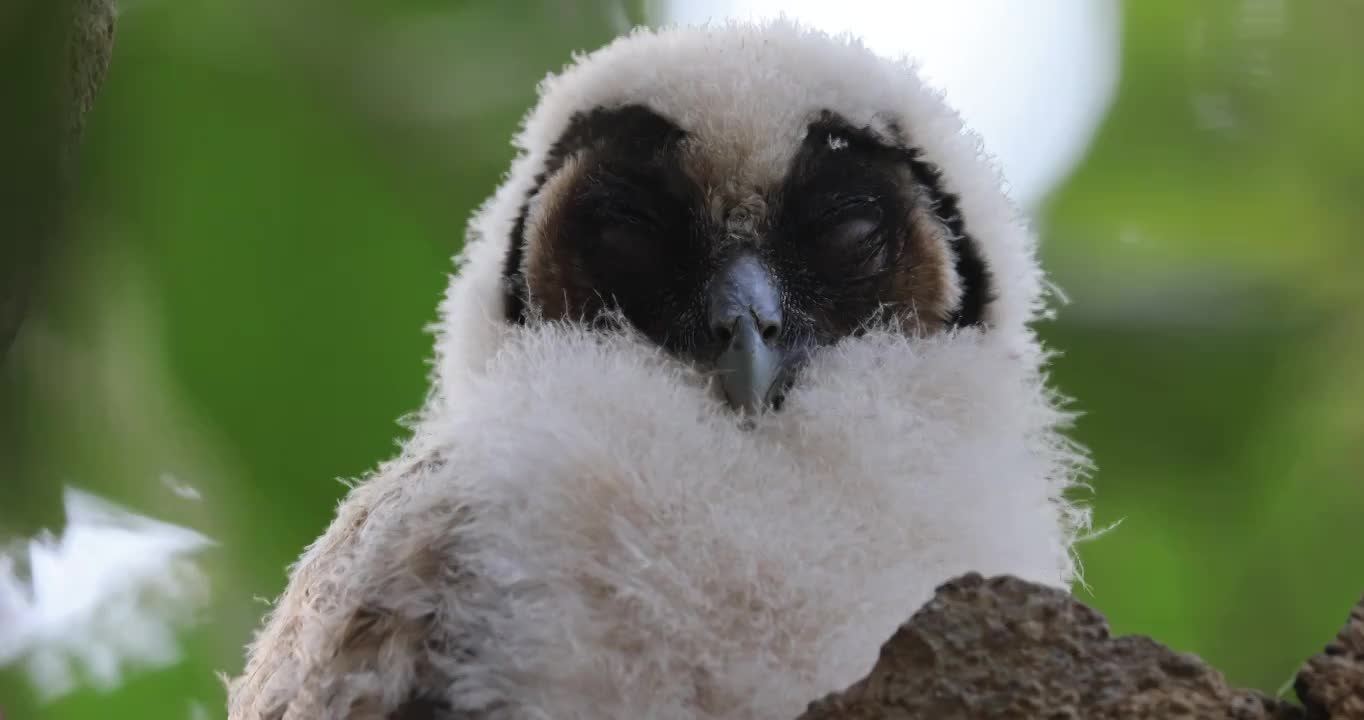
227,450,470,720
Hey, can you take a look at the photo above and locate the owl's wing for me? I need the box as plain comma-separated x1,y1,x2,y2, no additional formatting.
226,449,471,720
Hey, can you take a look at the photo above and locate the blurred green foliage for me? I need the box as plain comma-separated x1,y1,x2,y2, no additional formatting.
2,1,1360,717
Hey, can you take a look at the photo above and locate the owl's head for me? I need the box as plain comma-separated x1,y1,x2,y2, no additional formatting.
437,20,1049,413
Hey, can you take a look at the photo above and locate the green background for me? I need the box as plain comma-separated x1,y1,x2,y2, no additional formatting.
2,1,1361,717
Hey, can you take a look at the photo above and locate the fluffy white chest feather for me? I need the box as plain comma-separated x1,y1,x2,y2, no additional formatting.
418,324,1084,719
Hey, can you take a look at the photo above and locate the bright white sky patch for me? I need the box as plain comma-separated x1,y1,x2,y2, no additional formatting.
657,0,1122,208
0,487,213,700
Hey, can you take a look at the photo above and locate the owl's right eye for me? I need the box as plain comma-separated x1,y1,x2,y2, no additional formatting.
586,218,665,275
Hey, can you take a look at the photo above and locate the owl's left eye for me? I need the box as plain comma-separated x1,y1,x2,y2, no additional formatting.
818,202,881,243
808,199,887,271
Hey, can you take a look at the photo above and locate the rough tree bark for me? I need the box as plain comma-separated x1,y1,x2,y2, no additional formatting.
797,574,1364,720
0,0,116,356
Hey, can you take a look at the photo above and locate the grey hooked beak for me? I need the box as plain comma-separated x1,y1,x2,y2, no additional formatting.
709,254,788,413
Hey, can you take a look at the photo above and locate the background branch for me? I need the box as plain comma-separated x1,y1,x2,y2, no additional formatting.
0,0,116,356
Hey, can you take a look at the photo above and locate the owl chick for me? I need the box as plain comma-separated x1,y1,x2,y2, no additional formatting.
227,20,1089,720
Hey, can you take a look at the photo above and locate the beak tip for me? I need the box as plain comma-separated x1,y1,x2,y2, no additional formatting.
716,328,783,414
721,387,765,415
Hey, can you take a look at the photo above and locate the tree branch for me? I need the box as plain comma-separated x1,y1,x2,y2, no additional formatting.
797,574,1364,720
